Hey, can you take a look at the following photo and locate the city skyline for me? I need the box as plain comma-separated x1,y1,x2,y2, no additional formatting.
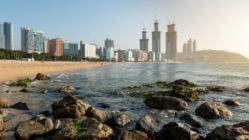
0,0,249,58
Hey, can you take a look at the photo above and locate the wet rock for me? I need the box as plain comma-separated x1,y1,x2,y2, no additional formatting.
172,79,197,87
171,85,200,102
243,87,249,92
20,88,29,92
179,113,204,128
5,90,11,94
105,112,131,129
207,85,225,92
15,114,54,140
34,73,50,80
10,102,29,110
223,100,240,106
41,89,48,94
144,96,188,111
0,97,8,108
114,130,148,140
156,122,201,140
206,121,249,140
0,115,3,132
135,115,162,136
52,95,90,118
57,85,75,93
10,78,32,87
85,106,107,122
195,102,233,119
54,117,113,140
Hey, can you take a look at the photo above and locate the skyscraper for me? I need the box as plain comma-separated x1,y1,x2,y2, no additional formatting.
140,28,149,52
104,38,114,61
183,43,187,55
21,27,44,53
166,24,177,61
63,41,78,56
152,20,161,61
187,39,193,55
193,39,197,52
0,24,5,49
79,41,96,58
48,38,63,56
4,22,13,50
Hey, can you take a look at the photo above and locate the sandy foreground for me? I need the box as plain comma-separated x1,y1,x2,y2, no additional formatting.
0,60,108,83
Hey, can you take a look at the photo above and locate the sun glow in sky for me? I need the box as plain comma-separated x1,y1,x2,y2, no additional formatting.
1,0,249,58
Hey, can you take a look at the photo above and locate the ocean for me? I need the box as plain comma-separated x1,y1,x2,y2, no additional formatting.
2,63,249,137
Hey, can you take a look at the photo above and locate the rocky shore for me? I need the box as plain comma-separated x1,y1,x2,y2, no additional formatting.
1,73,249,140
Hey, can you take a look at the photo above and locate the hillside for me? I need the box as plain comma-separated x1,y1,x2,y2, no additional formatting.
178,50,249,63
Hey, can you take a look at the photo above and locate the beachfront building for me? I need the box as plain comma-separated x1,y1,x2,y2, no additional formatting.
140,28,149,52
166,24,177,61
183,43,187,55
104,38,114,61
148,51,155,62
63,41,78,56
136,50,148,62
79,41,96,59
193,39,197,53
0,22,13,50
43,37,49,53
96,47,104,60
48,38,63,56
152,20,161,62
21,27,44,54
125,49,134,62
0,24,5,49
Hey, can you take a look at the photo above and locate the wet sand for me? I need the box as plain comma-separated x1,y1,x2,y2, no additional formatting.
0,60,108,83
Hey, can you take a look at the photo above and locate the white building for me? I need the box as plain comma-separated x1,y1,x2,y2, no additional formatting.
79,41,96,58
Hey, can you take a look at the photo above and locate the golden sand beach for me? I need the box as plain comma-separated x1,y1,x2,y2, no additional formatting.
0,60,107,83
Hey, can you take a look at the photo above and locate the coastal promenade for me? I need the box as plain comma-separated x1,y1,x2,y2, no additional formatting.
0,60,106,83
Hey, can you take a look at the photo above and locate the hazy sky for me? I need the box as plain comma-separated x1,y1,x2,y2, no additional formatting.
1,0,249,58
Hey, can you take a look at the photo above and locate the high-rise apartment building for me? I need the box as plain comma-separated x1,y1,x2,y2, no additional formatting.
48,38,63,56
166,24,177,61
0,22,13,50
21,27,44,53
140,28,149,52
183,43,187,55
152,20,161,61
187,39,193,55
43,37,49,53
193,40,197,52
79,41,96,58
104,38,114,61
4,22,13,50
0,24,5,49
63,41,78,56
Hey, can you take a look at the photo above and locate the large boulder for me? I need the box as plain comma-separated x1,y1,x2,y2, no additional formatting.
179,113,204,128
207,85,225,92
135,115,163,136
10,102,29,110
10,78,32,87
0,97,8,108
105,112,131,129
223,100,240,106
156,122,201,140
85,106,107,122
54,117,113,140
114,130,148,140
243,87,249,92
170,85,200,102
195,102,233,119
172,79,197,87
34,73,50,80
52,95,90,118
15,114,54,140
57,85,75,93
206,121,249,140
144,96,188,111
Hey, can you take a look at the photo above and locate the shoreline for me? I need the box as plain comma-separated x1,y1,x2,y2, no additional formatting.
0,60,111,83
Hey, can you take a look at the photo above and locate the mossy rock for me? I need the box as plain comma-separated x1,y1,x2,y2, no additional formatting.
170,85,200,102
71,120,89,133
20,88,29,92
129,90,171,97
5,90,11,94
207,86,225,92
223,100,240,106
170,79,198,87
126,81,171,89
34,73,50,80
243,87,249,92
57,86,75,93
10,78,32,87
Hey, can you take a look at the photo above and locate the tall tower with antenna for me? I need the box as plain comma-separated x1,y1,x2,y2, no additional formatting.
152,20,161,61
140,28,149,52
166,22,177,61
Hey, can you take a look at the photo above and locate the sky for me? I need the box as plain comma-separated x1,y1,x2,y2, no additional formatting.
1,0,249,58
